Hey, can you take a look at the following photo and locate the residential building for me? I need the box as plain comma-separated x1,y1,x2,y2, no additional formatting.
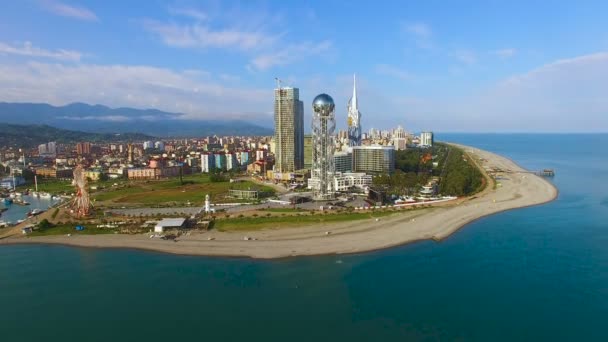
393,138,407,150
352,145,395,174
304,134,313,169
226,153,237,171
214,153,227,171
334,151,353,173
201,153,215,173
35,167,73,179
143,141,154,150
127,166,180,180
420,132,434,147
76,142,91,155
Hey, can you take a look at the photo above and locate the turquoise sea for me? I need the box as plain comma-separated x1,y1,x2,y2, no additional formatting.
1,134,607,341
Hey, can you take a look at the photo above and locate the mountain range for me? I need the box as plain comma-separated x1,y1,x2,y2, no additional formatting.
0,124,155,148
0,102,273,137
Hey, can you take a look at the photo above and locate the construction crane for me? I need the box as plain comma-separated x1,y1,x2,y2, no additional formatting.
275,77,282,90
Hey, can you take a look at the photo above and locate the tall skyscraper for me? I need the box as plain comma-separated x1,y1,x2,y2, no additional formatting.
347,74,362,146
274,86,304,172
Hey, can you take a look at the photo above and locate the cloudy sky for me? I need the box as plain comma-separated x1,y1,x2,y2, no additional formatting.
1,0,607,132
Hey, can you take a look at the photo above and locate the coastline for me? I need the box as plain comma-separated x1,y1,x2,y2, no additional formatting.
0,144,558,259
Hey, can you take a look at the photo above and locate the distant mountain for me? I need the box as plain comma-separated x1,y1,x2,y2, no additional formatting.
0,102,273,137
0,124,155,148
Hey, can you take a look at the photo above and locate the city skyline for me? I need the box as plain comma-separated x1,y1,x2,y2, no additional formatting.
1,1,607,132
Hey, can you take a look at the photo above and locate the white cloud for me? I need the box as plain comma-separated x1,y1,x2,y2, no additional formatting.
451,49,477,65
0,41,82,61
40,0,98,21
143,6,332,70
143,20,279,51
375,64,412,81
392,52,608,132
491,48,517,59
248,40,332,71
168,7,208,21
0,61,271,120
403,22,434,49
404,22,432,38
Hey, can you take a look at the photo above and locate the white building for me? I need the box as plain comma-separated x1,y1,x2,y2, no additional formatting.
143,141,154,150
225,153,237,171
393,138,407,150
154,141,165,151
154,218,186,233
334,172,372,192
309,172,372,193
420,132,434,147
201,154,215,173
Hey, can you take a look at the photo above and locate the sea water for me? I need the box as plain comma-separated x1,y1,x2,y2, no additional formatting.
1,134,607,341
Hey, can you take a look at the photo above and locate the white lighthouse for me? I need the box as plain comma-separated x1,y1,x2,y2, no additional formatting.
204,194,211,213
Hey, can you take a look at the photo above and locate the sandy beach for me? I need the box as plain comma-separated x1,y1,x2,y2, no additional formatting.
0,144,558,258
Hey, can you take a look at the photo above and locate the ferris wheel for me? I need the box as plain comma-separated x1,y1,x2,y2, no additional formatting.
71,165,92,217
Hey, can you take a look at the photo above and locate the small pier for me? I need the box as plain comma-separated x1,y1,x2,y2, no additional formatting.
534,169,555,177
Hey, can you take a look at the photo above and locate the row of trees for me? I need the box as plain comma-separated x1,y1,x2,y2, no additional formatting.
438,148,483,196
374,143,483,197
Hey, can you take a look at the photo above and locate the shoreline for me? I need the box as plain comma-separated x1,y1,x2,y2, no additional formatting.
0,144,558,259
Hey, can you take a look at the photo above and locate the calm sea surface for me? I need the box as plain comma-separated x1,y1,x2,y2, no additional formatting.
1,134,607,341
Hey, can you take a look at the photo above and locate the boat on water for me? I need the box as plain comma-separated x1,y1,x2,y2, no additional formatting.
0,220,10,228
13,199,30,206
27,208,45,217
39,192,52,199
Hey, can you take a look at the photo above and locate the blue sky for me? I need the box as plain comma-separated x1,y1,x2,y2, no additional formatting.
1,0,607,132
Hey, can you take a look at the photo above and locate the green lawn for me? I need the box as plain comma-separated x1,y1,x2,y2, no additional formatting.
214,210,398,231
17,179,73,194
28,224,117,236
92,175,274,205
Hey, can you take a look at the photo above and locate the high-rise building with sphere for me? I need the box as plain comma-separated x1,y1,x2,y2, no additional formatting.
311,93,336,200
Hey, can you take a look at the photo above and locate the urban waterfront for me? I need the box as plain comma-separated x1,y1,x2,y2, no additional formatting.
1,134,607,341
0,195,61,224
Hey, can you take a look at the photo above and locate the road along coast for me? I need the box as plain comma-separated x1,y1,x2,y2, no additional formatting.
1,144,558,258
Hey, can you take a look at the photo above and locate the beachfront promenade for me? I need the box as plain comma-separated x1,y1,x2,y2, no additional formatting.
1,144,558,258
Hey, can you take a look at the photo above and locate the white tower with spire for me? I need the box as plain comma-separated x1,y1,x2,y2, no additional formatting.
347,74,362,146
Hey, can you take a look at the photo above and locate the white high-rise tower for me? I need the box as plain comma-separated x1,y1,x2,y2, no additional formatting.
347,74,362,146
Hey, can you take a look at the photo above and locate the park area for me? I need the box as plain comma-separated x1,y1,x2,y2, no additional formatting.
91,174,275,206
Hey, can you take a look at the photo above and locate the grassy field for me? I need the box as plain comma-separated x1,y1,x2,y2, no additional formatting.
17,178,130,195
214,210,398,231
28,224,117,236
17,179,73,194
92,174,274,205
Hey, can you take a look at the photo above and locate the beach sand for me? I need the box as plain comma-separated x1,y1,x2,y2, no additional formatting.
0,144,558,258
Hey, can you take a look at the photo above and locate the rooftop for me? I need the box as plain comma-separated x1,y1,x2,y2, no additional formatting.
155,218,186,227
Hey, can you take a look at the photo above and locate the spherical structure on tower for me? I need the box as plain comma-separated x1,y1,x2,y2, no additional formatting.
311,93,336,201
313,94,335,117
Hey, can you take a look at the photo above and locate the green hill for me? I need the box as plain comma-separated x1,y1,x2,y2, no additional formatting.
0,124,155,148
